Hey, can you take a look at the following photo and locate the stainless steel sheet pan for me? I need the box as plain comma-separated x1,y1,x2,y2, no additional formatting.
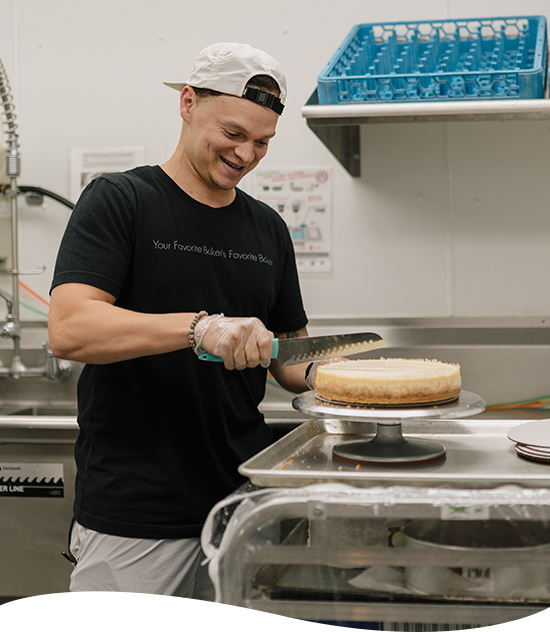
240,416,550,489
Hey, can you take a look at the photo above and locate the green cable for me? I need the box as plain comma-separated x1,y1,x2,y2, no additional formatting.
20,301,49,319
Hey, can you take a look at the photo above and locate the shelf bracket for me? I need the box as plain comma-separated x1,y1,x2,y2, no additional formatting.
304,89,361,177
306,120,361,177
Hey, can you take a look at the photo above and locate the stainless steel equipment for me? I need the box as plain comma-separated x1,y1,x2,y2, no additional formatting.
0,324,80,603
238,415,550,489
402,519,550,599
0,417,77,602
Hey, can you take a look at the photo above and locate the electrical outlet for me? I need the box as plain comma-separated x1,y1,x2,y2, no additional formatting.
0,217,11,270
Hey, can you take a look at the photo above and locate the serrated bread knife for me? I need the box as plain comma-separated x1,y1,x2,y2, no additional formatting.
197,332,387,366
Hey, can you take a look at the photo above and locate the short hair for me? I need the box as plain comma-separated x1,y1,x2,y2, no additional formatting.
193,74,281,101
246,74,280,94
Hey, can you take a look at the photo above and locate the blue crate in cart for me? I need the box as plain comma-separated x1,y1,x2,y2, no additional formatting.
317,16,548,104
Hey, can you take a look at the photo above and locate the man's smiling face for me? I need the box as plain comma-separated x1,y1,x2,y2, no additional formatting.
183,88,278,195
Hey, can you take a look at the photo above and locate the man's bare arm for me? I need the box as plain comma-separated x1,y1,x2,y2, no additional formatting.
49,283,197,365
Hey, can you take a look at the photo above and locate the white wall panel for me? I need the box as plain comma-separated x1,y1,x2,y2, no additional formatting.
301,121,450,316
449,119,550,315
0,0,548,319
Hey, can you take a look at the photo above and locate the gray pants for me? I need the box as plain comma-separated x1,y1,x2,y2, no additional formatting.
69,520,215,600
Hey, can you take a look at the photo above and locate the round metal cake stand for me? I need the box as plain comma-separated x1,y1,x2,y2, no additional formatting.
292,390,486,465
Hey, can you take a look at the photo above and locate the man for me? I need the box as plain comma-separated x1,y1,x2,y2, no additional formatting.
48,42,309,599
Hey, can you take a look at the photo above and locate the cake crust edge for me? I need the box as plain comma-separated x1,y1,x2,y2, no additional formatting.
315,358,461,405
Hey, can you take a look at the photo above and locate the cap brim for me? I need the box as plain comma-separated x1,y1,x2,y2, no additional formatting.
163,81,187,91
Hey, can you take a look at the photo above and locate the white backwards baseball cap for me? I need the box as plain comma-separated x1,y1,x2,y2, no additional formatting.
163,42,287,115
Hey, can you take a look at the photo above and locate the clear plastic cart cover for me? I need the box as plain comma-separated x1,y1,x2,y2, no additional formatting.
202,483,550,616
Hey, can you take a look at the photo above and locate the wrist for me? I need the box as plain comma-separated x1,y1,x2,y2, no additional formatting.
188,311,208,352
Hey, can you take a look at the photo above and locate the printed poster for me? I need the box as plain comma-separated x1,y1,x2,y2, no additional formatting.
253,167,332,273
70,146,145,202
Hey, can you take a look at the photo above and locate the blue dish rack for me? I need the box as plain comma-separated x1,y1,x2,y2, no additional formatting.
317,16,548,104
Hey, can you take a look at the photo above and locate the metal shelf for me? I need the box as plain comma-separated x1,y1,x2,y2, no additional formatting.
302,89,550,176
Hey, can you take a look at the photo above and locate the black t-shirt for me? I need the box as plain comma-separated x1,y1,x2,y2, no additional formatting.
51,165,307,538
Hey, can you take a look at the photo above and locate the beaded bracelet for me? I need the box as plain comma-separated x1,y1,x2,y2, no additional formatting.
189,310,208,351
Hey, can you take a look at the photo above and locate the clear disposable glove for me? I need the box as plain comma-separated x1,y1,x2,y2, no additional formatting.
305,357,349,390
193,313,274,371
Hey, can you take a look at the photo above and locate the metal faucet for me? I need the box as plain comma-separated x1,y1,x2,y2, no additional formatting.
0,288,16,338
0,289,72,380
0,58,72,382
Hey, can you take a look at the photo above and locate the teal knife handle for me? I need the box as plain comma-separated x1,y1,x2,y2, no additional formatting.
198,338,279,362
197,352,224,362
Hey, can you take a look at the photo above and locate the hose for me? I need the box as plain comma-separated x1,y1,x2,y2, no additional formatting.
17,185,74,210
0,284,48,321
0,184,74,210
18,280,49,307
0,59,73,210
20,301,48,319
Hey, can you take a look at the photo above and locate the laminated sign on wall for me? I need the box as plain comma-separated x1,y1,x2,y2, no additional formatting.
253,168,332,273
70,146,145,202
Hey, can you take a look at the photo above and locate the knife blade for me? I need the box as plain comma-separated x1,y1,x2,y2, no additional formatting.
197,332,387,366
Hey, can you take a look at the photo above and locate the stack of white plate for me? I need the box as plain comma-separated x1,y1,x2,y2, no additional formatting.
507,420,550,463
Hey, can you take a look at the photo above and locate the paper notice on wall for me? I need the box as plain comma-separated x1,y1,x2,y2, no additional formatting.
70,146,145,202
253,167,331,273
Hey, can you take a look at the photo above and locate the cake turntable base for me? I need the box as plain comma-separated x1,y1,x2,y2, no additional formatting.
292,390,486,465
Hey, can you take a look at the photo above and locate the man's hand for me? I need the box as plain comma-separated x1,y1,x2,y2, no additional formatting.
193,314,273,370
